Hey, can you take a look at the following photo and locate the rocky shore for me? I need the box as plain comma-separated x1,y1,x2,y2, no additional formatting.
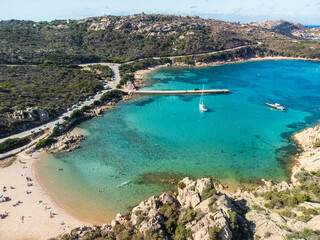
54,124,320,240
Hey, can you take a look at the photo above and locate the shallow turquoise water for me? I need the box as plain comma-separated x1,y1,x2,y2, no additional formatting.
37,60,320,222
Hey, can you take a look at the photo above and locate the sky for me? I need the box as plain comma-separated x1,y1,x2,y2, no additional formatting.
1,0,320,25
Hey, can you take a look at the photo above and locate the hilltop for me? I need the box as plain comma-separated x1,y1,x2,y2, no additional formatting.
0,14,320,64
249,20,320,39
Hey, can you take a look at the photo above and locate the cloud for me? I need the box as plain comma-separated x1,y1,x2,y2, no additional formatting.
190,6,197,9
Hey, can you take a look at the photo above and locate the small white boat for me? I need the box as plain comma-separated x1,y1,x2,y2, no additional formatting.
117,180,132,187
199,85,208,112
266,103,285,111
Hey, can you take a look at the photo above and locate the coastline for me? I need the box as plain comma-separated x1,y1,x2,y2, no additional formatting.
0,151,90,240
292,125,320,184
133,56,320,83
1,57,320,239
2,122,319,239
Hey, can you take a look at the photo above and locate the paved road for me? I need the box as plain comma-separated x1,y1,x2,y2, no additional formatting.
0,63,121,143
0,43,259,143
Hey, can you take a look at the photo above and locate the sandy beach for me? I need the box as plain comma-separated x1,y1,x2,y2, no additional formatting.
0,151,90,240
1,56,320,240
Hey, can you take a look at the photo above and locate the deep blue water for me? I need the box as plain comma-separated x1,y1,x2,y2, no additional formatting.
37,60,320,222
307,25,320,28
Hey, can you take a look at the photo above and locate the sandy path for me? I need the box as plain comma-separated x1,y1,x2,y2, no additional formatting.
0,152,90,240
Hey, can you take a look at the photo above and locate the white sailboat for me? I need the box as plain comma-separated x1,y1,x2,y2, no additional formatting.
199,86,208,112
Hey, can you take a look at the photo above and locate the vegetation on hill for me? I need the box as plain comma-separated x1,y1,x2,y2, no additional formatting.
0,65,103,136
100,89,127,102
118,58,171,87
89,64,112,80
1,14,320,137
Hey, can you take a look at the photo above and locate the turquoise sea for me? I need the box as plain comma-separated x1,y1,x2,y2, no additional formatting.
37,60,320,223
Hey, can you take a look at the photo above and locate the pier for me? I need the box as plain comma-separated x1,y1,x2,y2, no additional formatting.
130,89,229,95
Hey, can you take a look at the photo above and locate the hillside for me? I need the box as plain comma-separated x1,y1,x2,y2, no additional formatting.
249,20,320,39
1,14,320,65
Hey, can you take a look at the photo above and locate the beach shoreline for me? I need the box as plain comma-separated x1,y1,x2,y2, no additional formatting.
1,56,320,239
0,151,91,240
133,56,320,84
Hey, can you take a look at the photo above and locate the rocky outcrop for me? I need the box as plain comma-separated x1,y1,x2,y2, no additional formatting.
58,124,320,240
249,20,320,39
1,108,51,138
47,133,83,152
59,178,245,240
9,108,50,122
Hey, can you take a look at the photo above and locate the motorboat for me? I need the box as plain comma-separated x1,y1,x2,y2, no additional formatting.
266,103,285,111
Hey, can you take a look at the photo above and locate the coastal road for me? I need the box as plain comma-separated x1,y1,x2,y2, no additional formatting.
0,63,121,143
0,133,49,160
0,43,259,143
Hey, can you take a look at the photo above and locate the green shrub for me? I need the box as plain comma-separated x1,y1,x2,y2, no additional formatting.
0,137,30,153
295,171,311,183
165,215,179,235
112,224,125,235
100,90,127,102
178,182,186,189
35,137,54,149
70,109,83,119
117,230,131,240
159,204,178,219
263,189,310,209
159,204,180,235
35,127,60,149
314,138,320,148
287,229,320,240
143,230,165,240
173,222,192,240
181,208,198,222
263,191,272,200
280,209,297,218
80,105,91,113
294,193,311,203
201,183,217,201
208,226,222,240
92,100,101,106
296,215,312,222
229,211,238,230
264,232,272,238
